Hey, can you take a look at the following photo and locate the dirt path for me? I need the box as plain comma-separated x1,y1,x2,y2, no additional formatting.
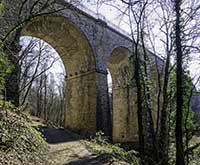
39,126,125,165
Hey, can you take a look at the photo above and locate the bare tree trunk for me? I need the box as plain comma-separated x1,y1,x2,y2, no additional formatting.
133,42,145,164
174,0,185,164
140,29,158,164
43,74,47,121
4,34,21,107
126,1,148,163
159,34,171,165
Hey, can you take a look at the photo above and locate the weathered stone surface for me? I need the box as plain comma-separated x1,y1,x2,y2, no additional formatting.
65,71,97,134
108,47,138,142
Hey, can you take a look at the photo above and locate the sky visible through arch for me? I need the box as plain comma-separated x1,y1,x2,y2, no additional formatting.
19,36,66,89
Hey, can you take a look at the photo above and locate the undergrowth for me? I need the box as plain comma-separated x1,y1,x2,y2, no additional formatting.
85,131,139,165
0,101,50,165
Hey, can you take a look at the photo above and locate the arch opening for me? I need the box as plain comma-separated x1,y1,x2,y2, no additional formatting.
19,36,67,126
108,47,138,143
20,15,97,134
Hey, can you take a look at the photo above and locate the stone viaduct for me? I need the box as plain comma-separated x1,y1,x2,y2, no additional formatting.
3,1,164,143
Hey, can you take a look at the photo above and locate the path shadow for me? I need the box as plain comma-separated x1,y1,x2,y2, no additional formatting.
64,153,114,165
38,126,80,144
195,130,200,137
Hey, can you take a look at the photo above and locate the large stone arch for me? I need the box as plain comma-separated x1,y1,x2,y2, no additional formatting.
21,15,97,134
108,47,138,143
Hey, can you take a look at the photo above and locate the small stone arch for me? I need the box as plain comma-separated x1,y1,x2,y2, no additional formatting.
108,47,138,143
21,15,98,134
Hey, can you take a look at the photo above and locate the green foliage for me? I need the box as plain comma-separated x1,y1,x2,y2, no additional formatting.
168,141,200,165
0,2,4,15
91,131,107,145
0,104,50,164
87,131,139,164
0,49,13,90
196,146,200,160
168,70,195,128
168,69,199,164
0,99,14,109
